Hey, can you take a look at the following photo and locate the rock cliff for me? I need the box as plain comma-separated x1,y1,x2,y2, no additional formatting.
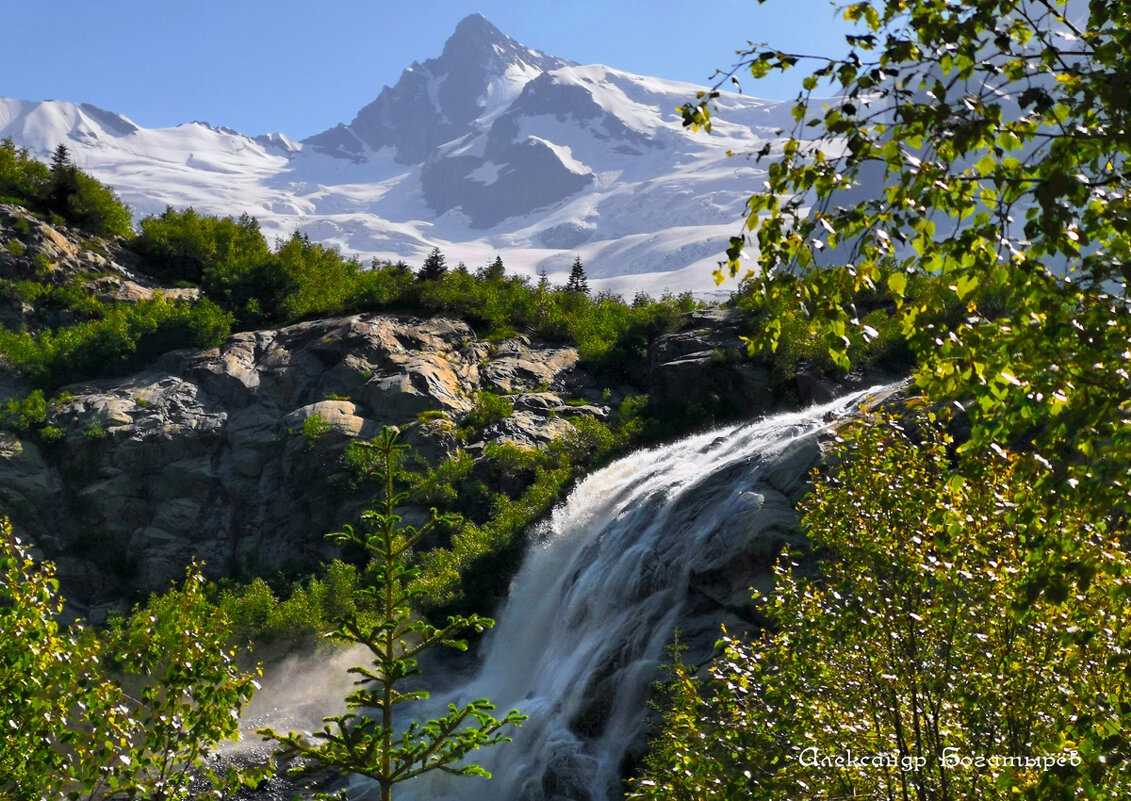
0,202,617,616
0,311,611,619
649,306,906,414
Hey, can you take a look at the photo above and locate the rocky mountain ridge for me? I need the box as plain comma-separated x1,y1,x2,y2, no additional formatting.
307,14,576,164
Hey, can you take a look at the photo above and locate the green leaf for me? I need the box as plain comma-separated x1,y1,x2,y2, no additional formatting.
954,273,979,300
886,271,908,299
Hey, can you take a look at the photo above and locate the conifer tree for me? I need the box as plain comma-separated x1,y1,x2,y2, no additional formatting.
477,255,505,282
47,144,78,218
260,427,525,801
564,256,589,295
417,247,448,281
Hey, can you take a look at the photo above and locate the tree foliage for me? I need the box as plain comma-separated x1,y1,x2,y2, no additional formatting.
132,207,270,286
642,0,1131,796
417,247,449,282
684,0,1131,499
565,256,590,295
0,294,232,389
0,139,131,238
630,418,1131,800
0,518,264,799
477,255,506,282
259,427,525,801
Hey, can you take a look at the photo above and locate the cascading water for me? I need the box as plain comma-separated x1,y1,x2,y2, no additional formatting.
387,387,894,801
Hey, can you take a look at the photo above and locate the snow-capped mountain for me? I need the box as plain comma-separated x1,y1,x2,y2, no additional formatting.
0,14,796,295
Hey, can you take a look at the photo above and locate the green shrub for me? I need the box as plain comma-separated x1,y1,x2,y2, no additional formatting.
0,296,231,389
2,390,46,432
300,413,332,449
62,169,133,238
38,426,64,444
460,391,514,436
0,140,131,238
0,530,264,799
131,207,268,284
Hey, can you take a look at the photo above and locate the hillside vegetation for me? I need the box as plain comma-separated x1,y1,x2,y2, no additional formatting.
0,141,968,799
0,140,131,238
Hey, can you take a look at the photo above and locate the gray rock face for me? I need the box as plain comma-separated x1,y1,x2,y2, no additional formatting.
648,306,907,415
0,313,606,617
417,66,669,228
420,136,594,229
648,307,776,412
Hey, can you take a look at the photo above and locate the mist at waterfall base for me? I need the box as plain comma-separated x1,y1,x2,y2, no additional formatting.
309,386,881,801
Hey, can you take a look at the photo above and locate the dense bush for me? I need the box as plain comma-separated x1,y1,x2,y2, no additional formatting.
0,295,231,388
127,216,699,378
0,140,131,238
458,391,515,437
131,207,270,285
1,522,264,798
132,210,370,329
215,560,371,653
629,417,1131,800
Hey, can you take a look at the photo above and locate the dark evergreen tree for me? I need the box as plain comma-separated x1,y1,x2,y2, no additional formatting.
564,256,589,295
477,255,505,282
49,144,71,172
417,247,448,281
47,144,78,218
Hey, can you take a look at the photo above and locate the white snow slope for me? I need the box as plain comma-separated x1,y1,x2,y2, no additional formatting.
0,14,798,297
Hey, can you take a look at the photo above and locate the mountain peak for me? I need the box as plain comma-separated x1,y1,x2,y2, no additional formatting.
451,12,499,37
443,13,520,53
306,15,573,163
438,13,565,77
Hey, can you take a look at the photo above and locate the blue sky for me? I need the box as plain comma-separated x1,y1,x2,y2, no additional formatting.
7,1,853,139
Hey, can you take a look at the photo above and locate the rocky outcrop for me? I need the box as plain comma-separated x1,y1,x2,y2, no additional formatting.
649,306,906,415
0,312,608,619
648,307,775,411
0,203,198,336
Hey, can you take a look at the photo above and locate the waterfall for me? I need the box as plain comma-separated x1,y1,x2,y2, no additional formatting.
385,387,893,801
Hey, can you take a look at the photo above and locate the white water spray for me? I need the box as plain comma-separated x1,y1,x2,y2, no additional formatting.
392,387,892,801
